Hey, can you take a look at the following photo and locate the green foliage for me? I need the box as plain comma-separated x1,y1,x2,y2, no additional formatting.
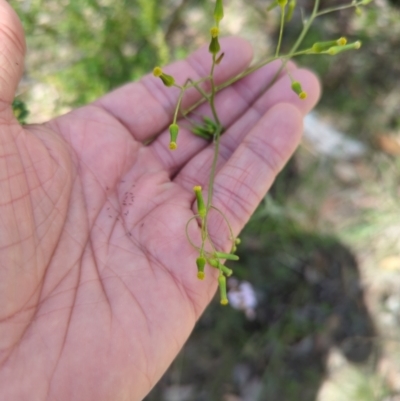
12,0,170,106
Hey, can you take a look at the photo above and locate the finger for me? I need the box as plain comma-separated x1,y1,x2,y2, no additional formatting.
174,68,320,189
94,37,253,142
149,59,298,173
0,1,26,109
206,103,304,243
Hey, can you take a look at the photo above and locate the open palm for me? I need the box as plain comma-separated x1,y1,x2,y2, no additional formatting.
0,2,320,400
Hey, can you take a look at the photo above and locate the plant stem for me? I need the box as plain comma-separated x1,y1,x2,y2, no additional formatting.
289,0,320,55
206,55,221,208
275,5,286,57
316,0,364,17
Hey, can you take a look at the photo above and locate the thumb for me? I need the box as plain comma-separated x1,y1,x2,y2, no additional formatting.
0,0,25,108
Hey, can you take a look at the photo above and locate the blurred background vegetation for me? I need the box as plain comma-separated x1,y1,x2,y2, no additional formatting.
11,0,400,400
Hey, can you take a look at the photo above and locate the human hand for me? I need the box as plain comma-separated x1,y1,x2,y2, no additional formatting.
0,2,320,400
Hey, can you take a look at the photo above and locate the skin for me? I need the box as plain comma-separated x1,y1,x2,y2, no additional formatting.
0,1,320,400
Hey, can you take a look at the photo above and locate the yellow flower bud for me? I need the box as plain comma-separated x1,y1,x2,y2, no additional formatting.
312,38,347,53
327,41,361,55
218,274,229,305
291,81,307,100
196,256,206,280
153,67,175,86
278,0,288,7
193,186,206,218
210,26,219,38
159,73,175,87
153,66,163,77
169,123,179,150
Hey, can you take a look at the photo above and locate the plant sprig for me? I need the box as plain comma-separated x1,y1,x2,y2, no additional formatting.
153,0,369,305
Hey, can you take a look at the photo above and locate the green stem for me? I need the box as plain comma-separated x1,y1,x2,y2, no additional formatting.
187,79,210,102
289,0,320,55
316,1,364,17
206,56,221,207
173,88,185,124
183,0,327,119
267,0,321,90
275,5,286,57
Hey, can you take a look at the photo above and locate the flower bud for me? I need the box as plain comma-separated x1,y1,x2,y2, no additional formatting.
285,0,296,21
312,37,347,53
209,36,221,55
159,73,175,87
208,258,219,268
291,81,307,100
214,252,239,261
169,123,179,150
214,0,224,23
278,0,287,7
208,259,233,276
327,41,361,55
193,186,206,218
153,67,163,77
196,257,206,280
218,274,229,305
153,66,175,87
210,26,219,38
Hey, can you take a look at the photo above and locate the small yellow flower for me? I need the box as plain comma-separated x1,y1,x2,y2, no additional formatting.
153,66,163,77
153,67,175,87
210,26,219,38
291,81,307,100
